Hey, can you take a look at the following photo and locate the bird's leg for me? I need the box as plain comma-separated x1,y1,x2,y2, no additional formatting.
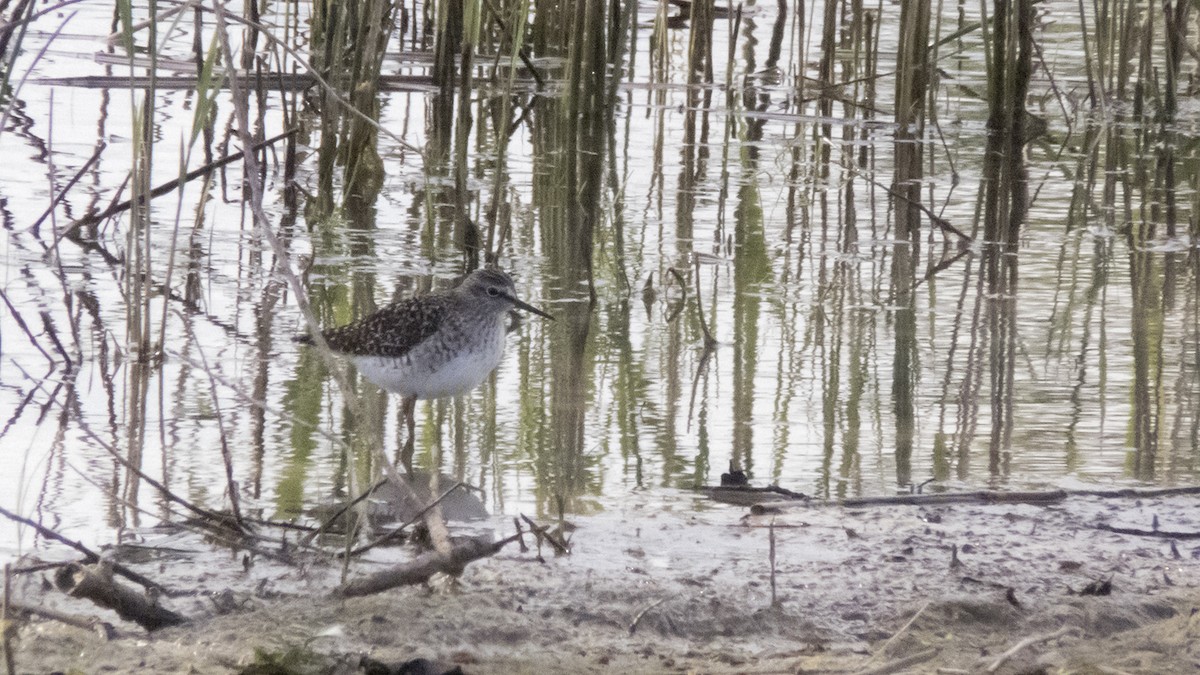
401,395,416,473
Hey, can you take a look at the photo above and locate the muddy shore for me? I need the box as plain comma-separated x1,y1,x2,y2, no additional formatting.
9,491,1200,673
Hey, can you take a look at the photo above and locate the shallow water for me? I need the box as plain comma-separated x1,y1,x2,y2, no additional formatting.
2,1,1199,560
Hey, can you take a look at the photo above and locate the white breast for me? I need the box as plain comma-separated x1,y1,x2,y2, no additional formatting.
352,319,508,400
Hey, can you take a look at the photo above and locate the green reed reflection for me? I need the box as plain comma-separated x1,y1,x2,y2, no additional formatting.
9,1,1200,547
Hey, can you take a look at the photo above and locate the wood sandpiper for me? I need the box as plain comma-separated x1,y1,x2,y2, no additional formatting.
299,267,553,469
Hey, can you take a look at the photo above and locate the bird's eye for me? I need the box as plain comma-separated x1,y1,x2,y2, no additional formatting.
487,286,500,297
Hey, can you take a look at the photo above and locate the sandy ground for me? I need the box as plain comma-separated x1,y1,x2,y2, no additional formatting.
7,491,1200,674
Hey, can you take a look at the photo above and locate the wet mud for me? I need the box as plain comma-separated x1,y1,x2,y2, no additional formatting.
9,492,1200,673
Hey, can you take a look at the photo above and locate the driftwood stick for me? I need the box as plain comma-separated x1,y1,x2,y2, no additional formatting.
1096,523,1200,539
985,626,1074,673
843,490,1068,507
701,484,808,506
334,533,519,598
0,506,170,595
1072,486,1200,499
512,518,528,552
749,485,1200,511
857,647,939,675
871,601,930,663
7,601,118,640
750,490,1067,510
54,563,186,632
628,597,669,636
520,514,570,554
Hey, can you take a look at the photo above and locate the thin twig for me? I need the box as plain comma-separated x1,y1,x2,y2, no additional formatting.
868,177,971,241
56,128,295,238
300,478,389,547
628,597,669,635
210,0,402,500
3,564,14,675
985,626,1074,673
0,9,76,141
0,288,55,369
22,375,250,543
103,0,195,44
7,601,118,640
1096,523,1200,539
341,482,468,559
857,647,939,675
870,601,930,663
692,257,717,348
25,398,307,565
519,514,570,554
0,506,170,596
203,0,424,158
190,329,245,528
481,0,544,89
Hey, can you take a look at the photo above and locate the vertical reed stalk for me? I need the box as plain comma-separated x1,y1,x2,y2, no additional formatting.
0,0,35,109
487,0,532,260
650,0,670,106
893,0,929,241
815,0,838,173
686,0,714,91
1161,0,1186,122
890,0,931,488
453,0,481,258
434,0,464,91
791,0,806,107
110,0,157,524
858,9,877,169
1113,0,1138,101
2,563,13,675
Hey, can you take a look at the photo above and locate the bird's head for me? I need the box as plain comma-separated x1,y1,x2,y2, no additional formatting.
462,267,554,320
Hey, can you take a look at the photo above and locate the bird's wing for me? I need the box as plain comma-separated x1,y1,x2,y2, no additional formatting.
319,296,449,358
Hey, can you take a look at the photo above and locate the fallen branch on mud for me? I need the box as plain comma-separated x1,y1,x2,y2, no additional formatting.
985,625,1076,673
699,484,808,506
742,485,1200,511
869,600,930,665
856,646,939,675
333,533,521,598
520,514,571,555
628,597,669,636
53,562,186,632
1095,523,1200,539
0,506,172,596
6,601,118,640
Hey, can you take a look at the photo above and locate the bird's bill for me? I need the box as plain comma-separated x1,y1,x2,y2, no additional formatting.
508,295,555,320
